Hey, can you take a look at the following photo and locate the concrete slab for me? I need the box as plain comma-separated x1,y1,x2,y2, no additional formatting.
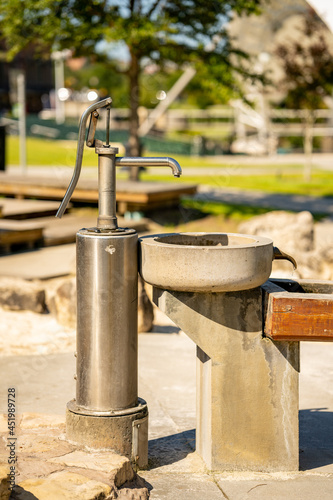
0,198,60,219
0,243,76,279
216,475,333,500
143,472,225,499
0,353,75,415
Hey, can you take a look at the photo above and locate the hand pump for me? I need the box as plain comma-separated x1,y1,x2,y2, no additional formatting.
56,98,181,466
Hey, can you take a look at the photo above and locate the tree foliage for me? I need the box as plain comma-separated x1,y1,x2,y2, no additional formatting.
275,12,333,110
0,0,263,173
274,11,333,180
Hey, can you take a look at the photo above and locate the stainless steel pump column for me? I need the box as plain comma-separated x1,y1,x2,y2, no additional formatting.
75,227,138,411
56,98,181,466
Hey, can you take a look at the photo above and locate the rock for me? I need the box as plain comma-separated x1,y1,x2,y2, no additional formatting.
138,276,154,333
17,470,113,500
239,211,333,280
48,450,134,488
0,464,11,500
0,277,46,313
239,210,315,255
46,277,76,329
238,210,323,279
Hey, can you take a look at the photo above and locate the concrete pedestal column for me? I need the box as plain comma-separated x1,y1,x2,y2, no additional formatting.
153,286,300,472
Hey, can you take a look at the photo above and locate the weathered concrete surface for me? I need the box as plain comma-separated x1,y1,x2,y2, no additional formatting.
138,326,333,498
154,287,300,472
66,405,148,468
217,474,333,500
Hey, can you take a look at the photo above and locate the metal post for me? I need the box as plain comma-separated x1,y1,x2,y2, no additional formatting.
17,71,26,173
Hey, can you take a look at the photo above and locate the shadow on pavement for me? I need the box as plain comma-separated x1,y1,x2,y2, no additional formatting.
151,324,181,334
300,408,333,470
148,429,195,469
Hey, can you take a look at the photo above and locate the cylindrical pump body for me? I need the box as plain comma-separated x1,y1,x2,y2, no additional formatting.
76,228,138,412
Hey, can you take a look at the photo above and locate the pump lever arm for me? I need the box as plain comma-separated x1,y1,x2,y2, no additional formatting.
56,97,112,218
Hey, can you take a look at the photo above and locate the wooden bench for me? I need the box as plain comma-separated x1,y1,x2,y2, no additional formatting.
0,220,44,254
0,173,197,214
263,278,333,342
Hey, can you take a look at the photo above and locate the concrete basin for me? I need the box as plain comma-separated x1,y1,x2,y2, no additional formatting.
139,232,275,292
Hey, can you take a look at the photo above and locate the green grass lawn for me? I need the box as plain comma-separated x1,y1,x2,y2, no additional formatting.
141,172,333,197
6,136,333,198
7,136,97,168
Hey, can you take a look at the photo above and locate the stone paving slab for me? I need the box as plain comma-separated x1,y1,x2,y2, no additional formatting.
0,244,76,279
142,472,225,499
216,474,333,500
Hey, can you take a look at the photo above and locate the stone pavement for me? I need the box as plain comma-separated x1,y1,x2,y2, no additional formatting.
0,307,332,499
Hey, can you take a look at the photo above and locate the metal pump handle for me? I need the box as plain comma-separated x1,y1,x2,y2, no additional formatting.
56,97,112,218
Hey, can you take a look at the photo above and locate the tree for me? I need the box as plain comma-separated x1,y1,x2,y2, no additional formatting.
0,0,262,179
274,11,333,181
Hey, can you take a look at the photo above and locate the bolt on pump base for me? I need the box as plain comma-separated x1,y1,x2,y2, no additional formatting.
55,98,181,467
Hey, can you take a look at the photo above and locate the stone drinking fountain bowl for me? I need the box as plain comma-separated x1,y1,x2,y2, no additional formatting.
139,232,296,292
139,232,299,473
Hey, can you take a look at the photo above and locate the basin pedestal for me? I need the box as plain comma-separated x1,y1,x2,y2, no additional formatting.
153,286,300,472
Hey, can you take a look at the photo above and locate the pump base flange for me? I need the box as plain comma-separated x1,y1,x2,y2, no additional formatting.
66,399,148,468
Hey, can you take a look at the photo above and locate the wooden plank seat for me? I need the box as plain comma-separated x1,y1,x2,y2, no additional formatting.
262,278,333,341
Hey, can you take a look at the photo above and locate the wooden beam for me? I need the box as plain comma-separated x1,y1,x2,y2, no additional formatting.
262,279,333,342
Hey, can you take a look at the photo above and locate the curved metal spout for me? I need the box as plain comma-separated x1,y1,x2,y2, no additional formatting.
115,156,182,177
56,97,112,218
273,247,297,270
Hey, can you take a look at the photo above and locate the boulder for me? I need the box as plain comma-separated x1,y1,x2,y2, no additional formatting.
239,210,333,280
46,277,76,330
0,277,46,313
239,210,314,255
